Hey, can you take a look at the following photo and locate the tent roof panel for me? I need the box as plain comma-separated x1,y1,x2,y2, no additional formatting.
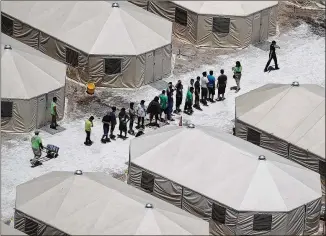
172,1,278,16
235,83,289,117
130,126,322,212
236,84,325,158
16,171,208,235
2,1,172,55
1,34,66,100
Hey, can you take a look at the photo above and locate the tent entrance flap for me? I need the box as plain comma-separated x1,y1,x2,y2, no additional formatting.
46,92,55,122
37,95,47,128
145,52,154,84
154,48,163,81
260,10,269,42
252,13,261,43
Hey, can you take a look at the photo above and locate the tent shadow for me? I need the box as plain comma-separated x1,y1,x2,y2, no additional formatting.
149,80,169,91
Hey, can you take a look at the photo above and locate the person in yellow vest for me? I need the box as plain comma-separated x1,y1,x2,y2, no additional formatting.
30,130,44,166
50,97,58,129
84,116,94,146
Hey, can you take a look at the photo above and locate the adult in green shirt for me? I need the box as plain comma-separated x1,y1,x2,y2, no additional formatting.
159,90,168,122
184,87,194,114
50,97,58,129
30,130,44,166
85,116,94,145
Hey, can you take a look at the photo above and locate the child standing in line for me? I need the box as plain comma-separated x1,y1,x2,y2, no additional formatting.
128,102,136,135
136,100,146,129
118,108,129,138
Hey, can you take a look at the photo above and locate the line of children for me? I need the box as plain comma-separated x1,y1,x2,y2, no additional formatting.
85,64,238,145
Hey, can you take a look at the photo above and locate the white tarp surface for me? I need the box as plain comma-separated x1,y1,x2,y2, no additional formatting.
130,1,278,48
1,34,66,133
15,171,208,235
235,84,325,160
129,125,322,212
1,34,66,99
172,1,278,16
1,1,172,55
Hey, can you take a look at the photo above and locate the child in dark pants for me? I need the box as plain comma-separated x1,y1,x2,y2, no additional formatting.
101,112,111,143
194,76,201,110
136,100,146,129
184,87,194,114
85,116,94,145
109,107,117,139
118,108,129,138
128,102,136,135
175,80,183,113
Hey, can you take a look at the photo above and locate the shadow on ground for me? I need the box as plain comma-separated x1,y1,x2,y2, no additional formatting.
149,80,169,91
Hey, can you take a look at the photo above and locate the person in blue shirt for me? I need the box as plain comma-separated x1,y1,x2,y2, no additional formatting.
207,70,216,102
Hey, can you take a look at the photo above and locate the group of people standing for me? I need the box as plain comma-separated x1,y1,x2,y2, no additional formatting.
31,40,280,165
83,60,243,145
84,101,147,145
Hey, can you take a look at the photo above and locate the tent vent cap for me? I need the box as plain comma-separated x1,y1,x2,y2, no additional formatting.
258,155,266,160
187,124,195,129
4,45,12,50
74,170,83,175
292,81,299,86
112,2,119,8
145,203,153,209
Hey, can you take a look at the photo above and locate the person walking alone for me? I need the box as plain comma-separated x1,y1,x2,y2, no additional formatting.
232,61,242,92
264,40,280,72
217,69,227,101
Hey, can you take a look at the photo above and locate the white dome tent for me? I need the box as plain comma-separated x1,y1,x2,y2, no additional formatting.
1,34,66,133
1,1,173,88
128,125,322,235
234,83,325,210
14,171,208,235
129,1,278,48
235,83,325,175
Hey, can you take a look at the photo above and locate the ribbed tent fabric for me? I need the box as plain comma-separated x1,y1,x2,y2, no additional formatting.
129,1,278,48
14,171,209,235
1,1,173,88
1,222,27,235
1,34,66,133
172,1,278,16
235,83,325,174
128,125,322,235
